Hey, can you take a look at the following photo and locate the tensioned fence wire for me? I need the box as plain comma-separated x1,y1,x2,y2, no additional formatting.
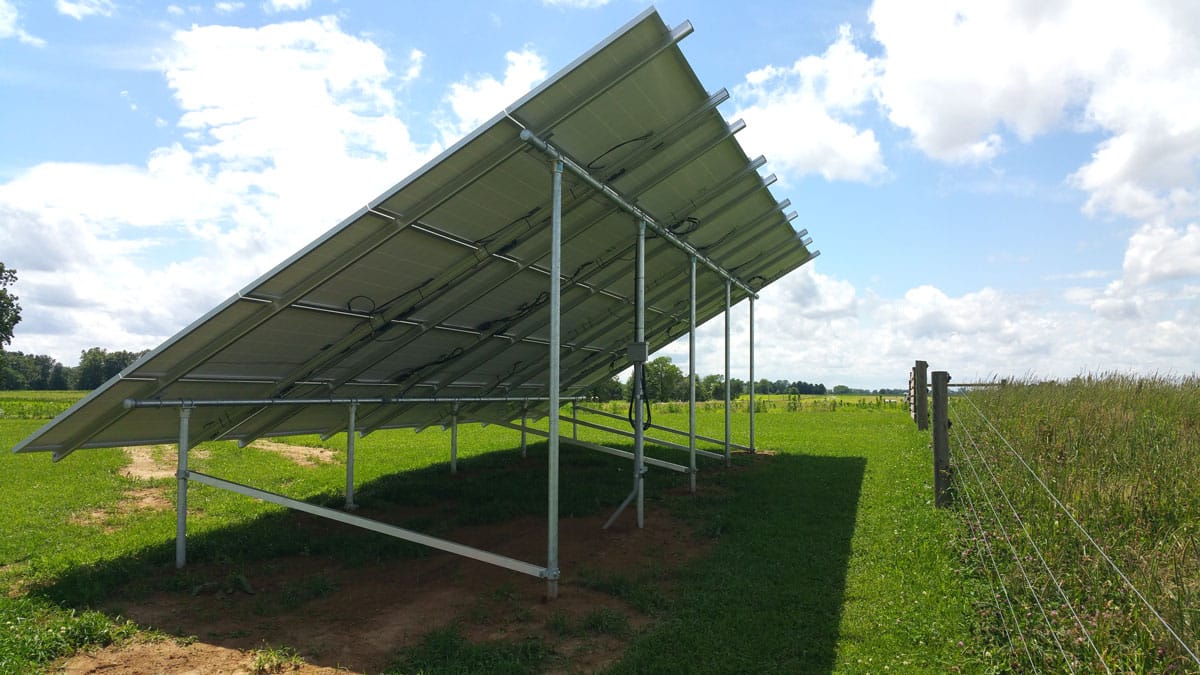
951,405,1102,672
953,391,1200,668
951,426,1037,669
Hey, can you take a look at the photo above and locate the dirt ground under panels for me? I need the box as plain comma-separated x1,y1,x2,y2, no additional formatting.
57,474,712,674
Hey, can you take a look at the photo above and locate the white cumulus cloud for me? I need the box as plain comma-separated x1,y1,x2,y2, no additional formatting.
264,0,308,12
733,25,886,183
0,0,45,46
1121,222,1200,287
440,48,548,144
1,15,439,363
56,0,116,20
868,0,1200,222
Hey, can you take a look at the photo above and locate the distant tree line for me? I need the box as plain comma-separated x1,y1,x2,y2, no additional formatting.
579,356,905,403
1,348,147,391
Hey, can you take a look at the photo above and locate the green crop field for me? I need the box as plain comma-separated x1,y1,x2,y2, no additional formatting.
1,392,984,673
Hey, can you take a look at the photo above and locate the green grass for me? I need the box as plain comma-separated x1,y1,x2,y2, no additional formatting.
611,406,982,673
1,392,978,673
386,627,549,674
950,376,1200,671
250,643,306,673
0,390,85,420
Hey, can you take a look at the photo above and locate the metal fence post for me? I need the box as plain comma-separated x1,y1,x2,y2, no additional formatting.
932,370,951,508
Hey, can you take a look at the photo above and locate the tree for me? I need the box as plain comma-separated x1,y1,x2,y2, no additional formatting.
76,347,145,390
729,378,745,399
0,263,20,354
699,373,724,400
640,356,684,402
582,376,624,402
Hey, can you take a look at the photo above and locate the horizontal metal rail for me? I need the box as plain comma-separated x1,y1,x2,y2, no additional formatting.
186,471,548,578
519,129,761,298
575,405,752,452
562,415,725,460
124,396,587,409
491,420,689,474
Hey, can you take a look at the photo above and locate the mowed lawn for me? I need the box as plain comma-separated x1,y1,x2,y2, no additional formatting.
0,393,983,673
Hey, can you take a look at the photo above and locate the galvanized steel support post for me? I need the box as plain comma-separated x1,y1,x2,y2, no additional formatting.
450,405,459,474
345,403,358,510
932,371,951,508
520,409,528,458
572,400,578,441
724,279,731,467
546,157,563,599
604,218,647,530
749,295,756,453
175,406,192,569
688,255,697,493
634,219,646,528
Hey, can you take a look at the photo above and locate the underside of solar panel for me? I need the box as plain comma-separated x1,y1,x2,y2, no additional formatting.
12,7,816,460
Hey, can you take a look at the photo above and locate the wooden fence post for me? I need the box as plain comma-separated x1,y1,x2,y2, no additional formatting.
911,360,929,430
932,370,951,508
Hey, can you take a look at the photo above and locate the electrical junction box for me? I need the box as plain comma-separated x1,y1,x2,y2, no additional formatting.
626,342,648,363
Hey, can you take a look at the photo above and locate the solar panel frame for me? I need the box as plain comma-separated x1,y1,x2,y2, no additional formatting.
11,7,817,464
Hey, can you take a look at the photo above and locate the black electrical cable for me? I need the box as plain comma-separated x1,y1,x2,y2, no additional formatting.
668,216,700,237
586,131,653,172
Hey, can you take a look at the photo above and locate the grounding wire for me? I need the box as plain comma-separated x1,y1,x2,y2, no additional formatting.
955,415,1042,671
960,391,1200,667
952,434,1025,665
952,405,1110,673
955,408,1080,667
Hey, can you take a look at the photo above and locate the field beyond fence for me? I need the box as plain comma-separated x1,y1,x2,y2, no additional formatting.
950,375,1200,671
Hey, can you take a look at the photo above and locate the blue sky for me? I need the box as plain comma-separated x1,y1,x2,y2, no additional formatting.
2,0,1198,388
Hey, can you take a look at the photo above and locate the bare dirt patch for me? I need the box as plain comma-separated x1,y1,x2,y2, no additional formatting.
58,503,710,674
120,445,177,480
250,439,337,467
60,639,346,674
70,487,172,532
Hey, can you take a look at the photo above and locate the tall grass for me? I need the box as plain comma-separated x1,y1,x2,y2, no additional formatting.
951,375,1200,671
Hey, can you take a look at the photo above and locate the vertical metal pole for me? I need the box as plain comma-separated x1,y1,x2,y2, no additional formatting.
572,399,578,441
749,295,756,453
450,405,458,474
688,255,697,493
175,406,192,569
521,408,528,458
547,157,563,599
634,219,646,529
345,403,358,510
724,279,731,467
932,371,951,508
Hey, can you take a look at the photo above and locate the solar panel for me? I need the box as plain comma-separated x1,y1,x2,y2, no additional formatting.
12,7,816,460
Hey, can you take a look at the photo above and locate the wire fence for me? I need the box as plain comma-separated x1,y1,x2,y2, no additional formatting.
948,387,1200,673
